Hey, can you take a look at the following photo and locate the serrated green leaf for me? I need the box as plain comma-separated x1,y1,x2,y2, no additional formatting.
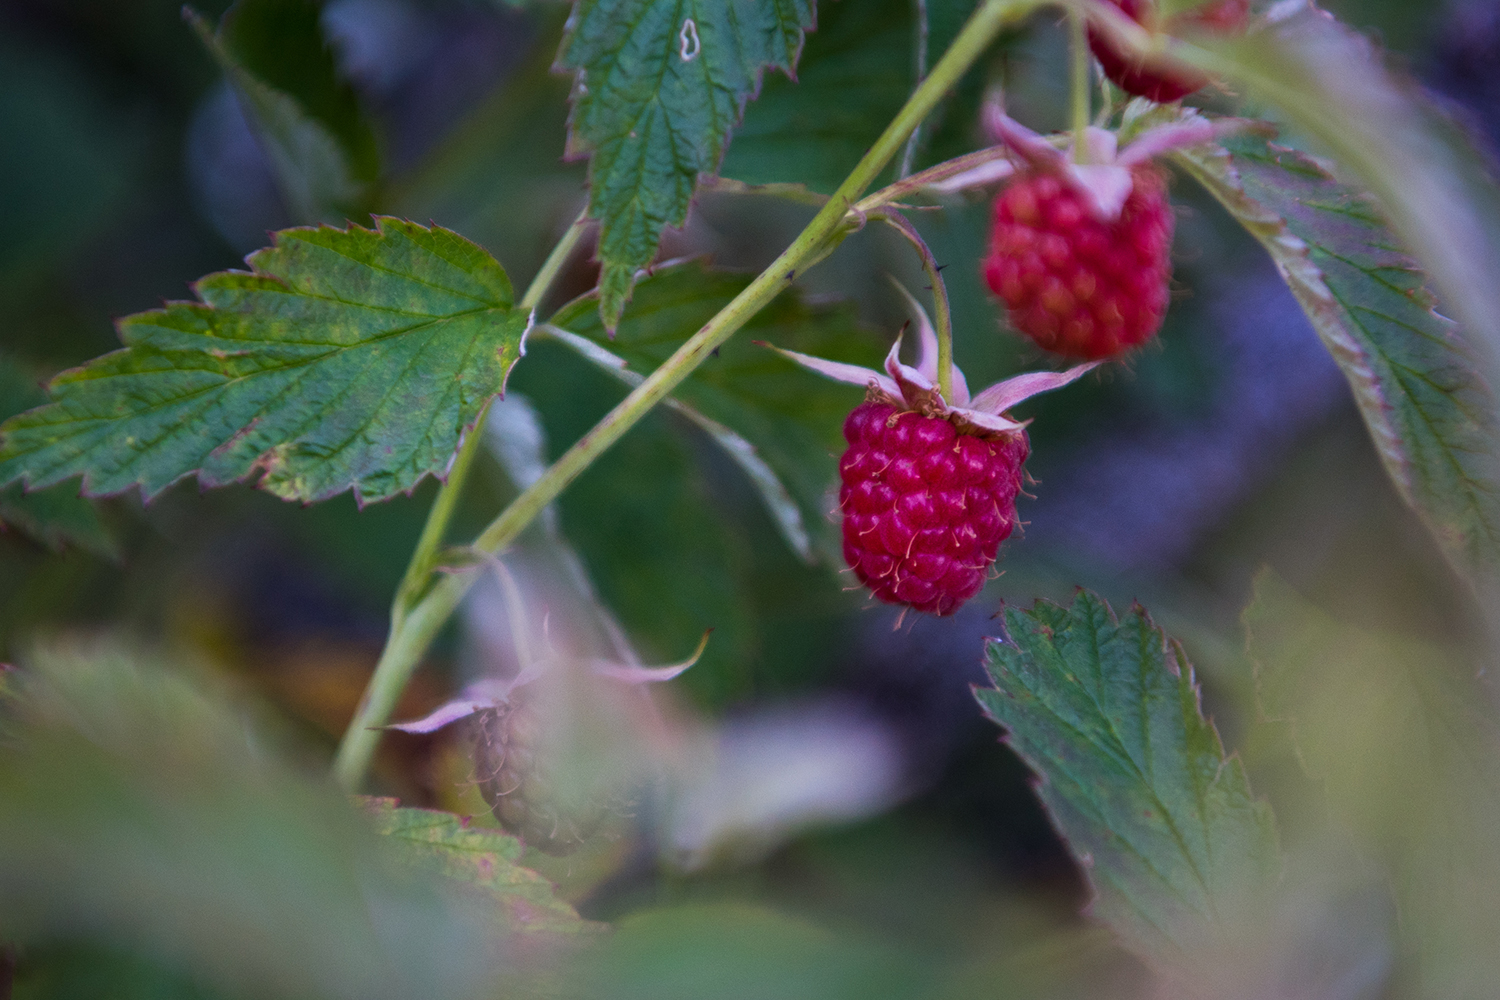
362,799,597,938
1174,134,1500,596
975,591,1280,970
0,218,529,505
190,0,379,222
1247,570,1500,999
546,260,876,565
0,356,114,557
557,0,816,330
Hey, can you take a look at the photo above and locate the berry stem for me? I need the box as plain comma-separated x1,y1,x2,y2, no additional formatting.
874,211,956,402
332,0,1044,792
1069,7,1091,164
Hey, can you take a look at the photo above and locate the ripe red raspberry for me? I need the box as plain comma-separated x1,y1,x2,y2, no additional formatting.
761,295,1098,614
1088,0,1250,103
839,401,1028,616
984,167,1173,359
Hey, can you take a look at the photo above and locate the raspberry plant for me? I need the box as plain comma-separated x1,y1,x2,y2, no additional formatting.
2,0,1500,997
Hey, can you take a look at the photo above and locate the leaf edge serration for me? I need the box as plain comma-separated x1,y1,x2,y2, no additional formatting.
554,0,818,331
0,216,529,508
974,588,1281,970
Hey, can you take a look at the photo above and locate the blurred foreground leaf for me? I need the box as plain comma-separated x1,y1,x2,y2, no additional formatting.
0,643,567,999
1175,132,1500,599
545,261,874,564
556,0,816,330
1248,571,1500,998
362,799,597,939
0,356,114,557
12,943,224,1000
188,0,378,221
975,591,1281,973
0,219,528,505
578,903,924,1000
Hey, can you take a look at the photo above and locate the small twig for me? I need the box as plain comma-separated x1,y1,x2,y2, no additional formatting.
871,209,956,402
854,145,1014,213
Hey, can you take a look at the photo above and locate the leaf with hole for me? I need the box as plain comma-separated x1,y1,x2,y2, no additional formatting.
0,219,530,506
556,0,816,330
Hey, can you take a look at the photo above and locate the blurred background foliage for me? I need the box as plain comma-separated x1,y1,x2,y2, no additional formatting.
0,0,1496,996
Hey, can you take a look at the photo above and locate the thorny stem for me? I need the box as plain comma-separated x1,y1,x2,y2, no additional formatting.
873,211,956,401
1069,7,1091,163
897,0,931,180
333,0,1044,792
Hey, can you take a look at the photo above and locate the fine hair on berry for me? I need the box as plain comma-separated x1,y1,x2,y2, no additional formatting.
839,401,1028,616
984,167,1173,359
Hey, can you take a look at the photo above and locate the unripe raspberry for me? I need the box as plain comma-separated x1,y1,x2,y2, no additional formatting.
1088,0,1250,103
472,700,604,856
839,401,1028,616
984,167,1173,359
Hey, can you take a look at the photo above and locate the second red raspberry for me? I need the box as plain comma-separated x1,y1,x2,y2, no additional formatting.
984,168,1173,360
1088,0,1250,104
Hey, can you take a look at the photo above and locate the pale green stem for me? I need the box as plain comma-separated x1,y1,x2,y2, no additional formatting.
391,209,588,610
331,209,587,788
521,208,591,314
333,0,1041,792
873,210,955,402
1070,7,1090,164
